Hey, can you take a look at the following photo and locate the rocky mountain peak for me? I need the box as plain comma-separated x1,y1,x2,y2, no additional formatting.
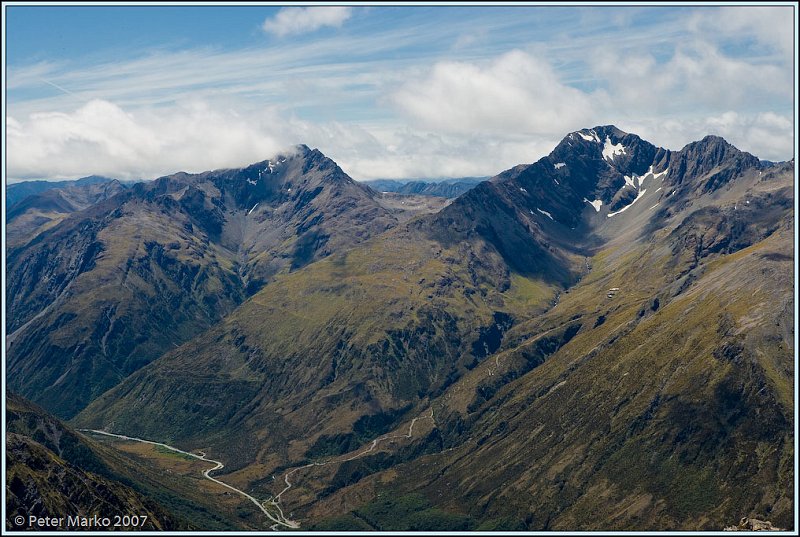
668,134,761,192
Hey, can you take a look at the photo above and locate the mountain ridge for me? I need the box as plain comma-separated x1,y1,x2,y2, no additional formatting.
7,126,793,530
6,144,403,418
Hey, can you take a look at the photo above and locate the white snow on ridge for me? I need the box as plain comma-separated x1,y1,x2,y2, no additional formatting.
554,162,566,169
246,178,257,186
247,203,259,215
652,166,668,180
584,198,603,212
536,208,554,220
520,187,528,193
577,130,601,143
602,136,626,162
623,174,637,189
607,189,646,217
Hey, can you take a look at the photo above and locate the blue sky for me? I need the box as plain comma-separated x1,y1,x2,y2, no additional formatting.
5,3,797,182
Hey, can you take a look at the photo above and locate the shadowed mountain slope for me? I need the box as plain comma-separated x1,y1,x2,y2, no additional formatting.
6,393,189,531
7,145,400,418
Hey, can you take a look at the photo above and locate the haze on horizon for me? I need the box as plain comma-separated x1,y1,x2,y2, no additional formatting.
5,3,796,183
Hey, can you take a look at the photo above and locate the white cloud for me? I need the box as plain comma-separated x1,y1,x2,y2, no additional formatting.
590,40,791,116
262,7,352,37
8,96,793,185
7,99,287,181
6,7,795,183
327,127,549,181
6,97,553,183
391,50,596,136
688,6,794,59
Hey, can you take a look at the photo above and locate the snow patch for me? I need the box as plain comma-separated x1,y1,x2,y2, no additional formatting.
554,162,566,169
554,178,560,185
577,130,601,143
246,178,257,186
584,198,603,212
536,208,554,220
648,203,659,210
607,189,646,217
655,187,662,193
621,166,667,192
520,187,528,193
247,203,259,215
602,136,626,162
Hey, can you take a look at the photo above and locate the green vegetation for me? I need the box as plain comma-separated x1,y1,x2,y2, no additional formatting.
17,138,793,531
154,444,197,461
353,492,475,531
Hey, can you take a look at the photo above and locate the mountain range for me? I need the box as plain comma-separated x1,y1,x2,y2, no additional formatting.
5,126,794,531
6,176,121,210
363,177,485,198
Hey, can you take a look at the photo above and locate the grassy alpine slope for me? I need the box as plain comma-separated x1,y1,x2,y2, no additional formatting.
304,152,794,531
6,146,405,419
70,128,794,530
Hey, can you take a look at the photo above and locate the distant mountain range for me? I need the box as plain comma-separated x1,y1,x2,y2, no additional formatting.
7,179,127,248
6,176,121,210
6,127,794,531
363,177,487,198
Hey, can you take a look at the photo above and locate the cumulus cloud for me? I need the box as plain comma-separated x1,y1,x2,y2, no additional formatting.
7,97,792,184
322,126,550,181
6,97,553,183
7,99,288,181
390,50,596,137
262,6,352,37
